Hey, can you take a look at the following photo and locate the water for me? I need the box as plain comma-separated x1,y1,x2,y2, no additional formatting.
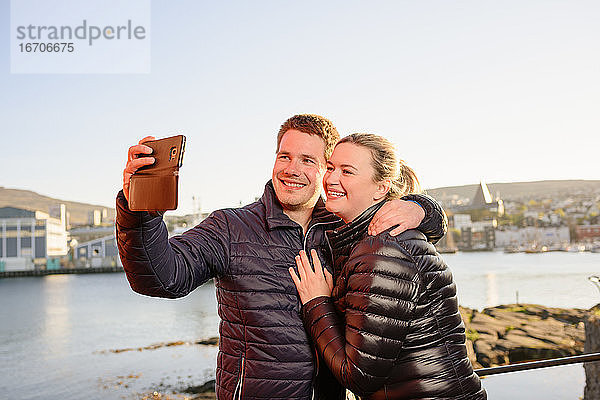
0,273,220,399
0,252,598,399
445,251,600,310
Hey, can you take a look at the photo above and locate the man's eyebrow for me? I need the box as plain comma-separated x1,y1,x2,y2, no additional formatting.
277,151,321,162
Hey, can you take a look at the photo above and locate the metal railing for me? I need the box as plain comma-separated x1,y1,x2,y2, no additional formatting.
475,352,600,377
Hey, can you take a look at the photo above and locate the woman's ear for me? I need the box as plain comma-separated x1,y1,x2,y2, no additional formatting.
373,179,391,201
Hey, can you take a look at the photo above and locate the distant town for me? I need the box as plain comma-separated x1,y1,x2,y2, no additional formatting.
0,180,599,274
435,181,600,254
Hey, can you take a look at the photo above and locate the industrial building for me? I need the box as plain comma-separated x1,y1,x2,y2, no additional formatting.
0,205,68,271
74,234,121,268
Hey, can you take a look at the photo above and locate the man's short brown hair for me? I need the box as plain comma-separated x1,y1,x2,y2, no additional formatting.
277,114,340,160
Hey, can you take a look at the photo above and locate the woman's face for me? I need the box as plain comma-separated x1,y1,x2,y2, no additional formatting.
324,142,388,223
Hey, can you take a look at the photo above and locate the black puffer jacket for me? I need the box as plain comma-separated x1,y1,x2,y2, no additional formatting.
302,202,486,400
116,182,446,400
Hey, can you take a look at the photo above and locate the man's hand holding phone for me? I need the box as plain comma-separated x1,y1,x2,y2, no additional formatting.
123,136,156,204
123,134,186,212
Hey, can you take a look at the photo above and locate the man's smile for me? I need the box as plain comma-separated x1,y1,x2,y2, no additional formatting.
280,178,307,189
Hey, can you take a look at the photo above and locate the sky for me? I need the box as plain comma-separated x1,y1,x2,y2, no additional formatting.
1,0,599,215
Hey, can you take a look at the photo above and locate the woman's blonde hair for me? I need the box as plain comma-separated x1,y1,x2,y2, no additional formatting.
337,133,422,199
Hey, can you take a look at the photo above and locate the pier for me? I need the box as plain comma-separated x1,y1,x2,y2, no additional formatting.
0,266,123,278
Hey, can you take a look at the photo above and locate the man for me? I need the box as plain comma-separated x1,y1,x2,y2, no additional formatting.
116,114,446,399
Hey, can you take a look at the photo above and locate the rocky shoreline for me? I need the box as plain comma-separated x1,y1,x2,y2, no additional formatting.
460,303,594,369
135,303,599,399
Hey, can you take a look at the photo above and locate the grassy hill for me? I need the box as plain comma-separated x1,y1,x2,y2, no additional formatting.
0,187,115,226
425,180,600,203
1,180,598,226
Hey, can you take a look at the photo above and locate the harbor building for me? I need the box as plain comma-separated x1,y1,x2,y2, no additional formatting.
88,208,109,226
575,225,600,242
74,234,121,268
69,224,116,243
451,181,505,216
447,182,503,251
495,226,570,248
0,205,68,271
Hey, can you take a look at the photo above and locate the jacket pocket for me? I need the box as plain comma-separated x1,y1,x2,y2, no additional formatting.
232,355,246,400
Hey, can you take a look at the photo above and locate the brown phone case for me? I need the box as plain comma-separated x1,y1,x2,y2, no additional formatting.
129,135,186,211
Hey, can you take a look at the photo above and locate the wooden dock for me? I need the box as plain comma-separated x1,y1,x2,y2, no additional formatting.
0,266,124,278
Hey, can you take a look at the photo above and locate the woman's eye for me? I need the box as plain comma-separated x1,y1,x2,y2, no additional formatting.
326,166,334,171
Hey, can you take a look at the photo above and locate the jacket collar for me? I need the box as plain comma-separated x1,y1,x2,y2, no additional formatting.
261,180,341,231
326,201,386,254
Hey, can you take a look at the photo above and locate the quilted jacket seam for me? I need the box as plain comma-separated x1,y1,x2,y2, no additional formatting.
444,341,467,395
138,213,179,297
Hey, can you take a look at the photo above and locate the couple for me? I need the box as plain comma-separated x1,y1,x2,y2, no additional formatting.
117,114,485,399
289,134,486,399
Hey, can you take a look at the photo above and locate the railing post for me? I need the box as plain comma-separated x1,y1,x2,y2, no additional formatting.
585,311,600,400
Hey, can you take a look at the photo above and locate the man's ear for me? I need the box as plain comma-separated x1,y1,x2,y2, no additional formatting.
373,179,391,201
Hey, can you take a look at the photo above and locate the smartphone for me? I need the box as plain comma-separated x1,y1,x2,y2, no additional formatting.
129,135,186,211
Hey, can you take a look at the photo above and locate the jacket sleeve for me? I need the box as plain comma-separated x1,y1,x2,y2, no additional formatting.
116,190,230,298
301,238,421,396
401,193,447,244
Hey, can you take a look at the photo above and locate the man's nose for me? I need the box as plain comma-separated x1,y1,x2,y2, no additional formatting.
283,159,301,176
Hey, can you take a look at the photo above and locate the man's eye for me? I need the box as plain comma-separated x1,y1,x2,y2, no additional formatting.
343,169,353,175
278,155,290,160
304,158,315,164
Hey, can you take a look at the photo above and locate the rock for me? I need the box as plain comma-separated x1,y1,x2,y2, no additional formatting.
461,304,587,368
183,379,215,394
195,337,219,346
464,338,480,368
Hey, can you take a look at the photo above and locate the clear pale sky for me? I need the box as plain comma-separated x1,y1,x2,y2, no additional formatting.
1,1,599,215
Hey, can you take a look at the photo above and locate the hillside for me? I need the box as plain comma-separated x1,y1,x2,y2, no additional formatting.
1,180,598,226
425,180,600,204
0,187,115,226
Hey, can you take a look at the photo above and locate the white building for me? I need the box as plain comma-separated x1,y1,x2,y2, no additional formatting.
495,226,570,247
453,214,472,231
0,205,68,271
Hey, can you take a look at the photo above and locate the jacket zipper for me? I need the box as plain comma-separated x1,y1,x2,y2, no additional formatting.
232,355,245,400
303,221,335,400
324,233,335,268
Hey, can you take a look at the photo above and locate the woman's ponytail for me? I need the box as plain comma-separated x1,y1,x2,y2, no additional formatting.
392,161,422,198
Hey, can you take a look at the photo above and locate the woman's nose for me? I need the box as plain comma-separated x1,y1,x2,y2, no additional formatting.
325,169,340,185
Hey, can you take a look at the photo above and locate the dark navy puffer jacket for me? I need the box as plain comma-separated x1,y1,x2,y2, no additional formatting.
116,181,446,400
302,202,486,400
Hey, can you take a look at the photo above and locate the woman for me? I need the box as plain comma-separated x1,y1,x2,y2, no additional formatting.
289,134,486,399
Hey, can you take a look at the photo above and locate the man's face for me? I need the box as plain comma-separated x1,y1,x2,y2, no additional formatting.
272,129,327,213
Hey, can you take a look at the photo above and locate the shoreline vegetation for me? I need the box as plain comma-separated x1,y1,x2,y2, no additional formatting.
107,303,599,400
